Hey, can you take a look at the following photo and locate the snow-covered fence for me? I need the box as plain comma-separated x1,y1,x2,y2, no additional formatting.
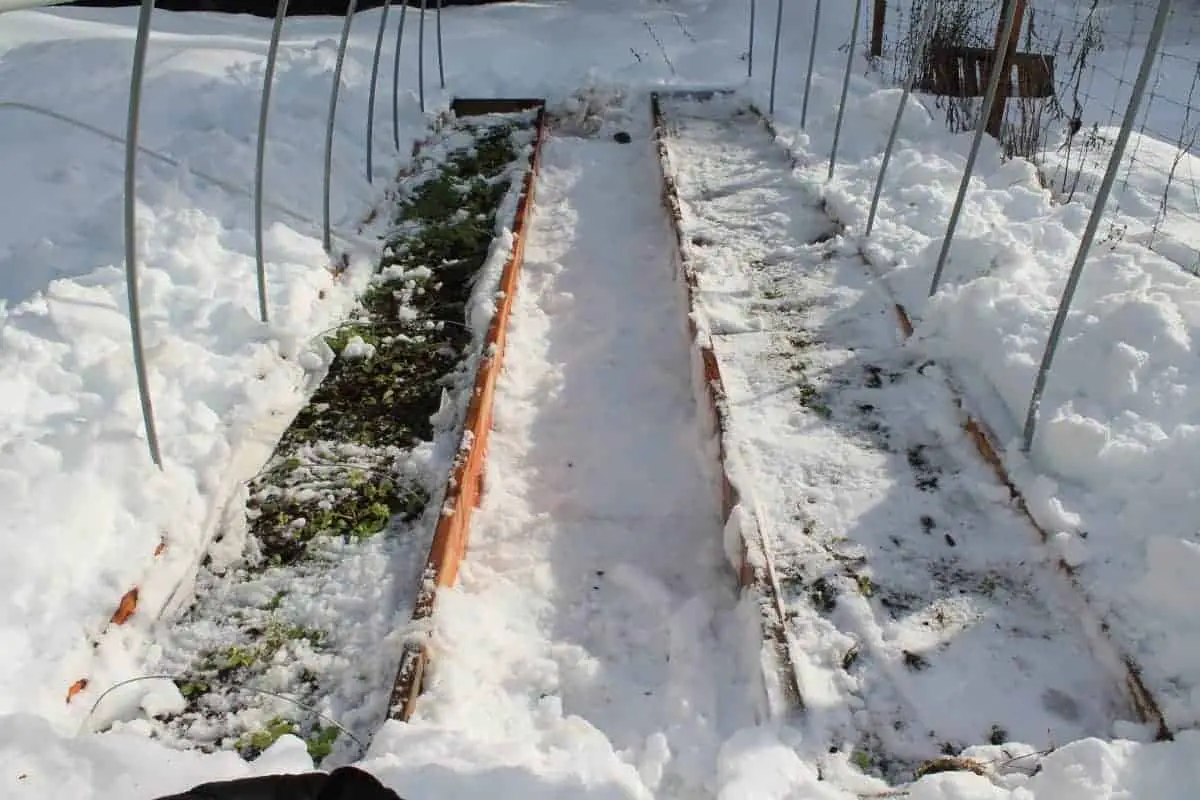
0,0,446,467
857,0,1189,450
871,0,1200,277
1025,0,1200,276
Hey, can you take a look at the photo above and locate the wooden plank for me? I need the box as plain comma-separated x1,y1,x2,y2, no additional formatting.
986,0,1028,138
652,94,805,718
962,49,983,97
919,46,1053,99
450,97,546,117
388,105,548,722
871,0,886,58
886,299,1171,742
1018,52,1056,98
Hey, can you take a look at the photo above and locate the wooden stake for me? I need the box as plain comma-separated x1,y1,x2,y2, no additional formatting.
871,0,886,58
985,0,1028,139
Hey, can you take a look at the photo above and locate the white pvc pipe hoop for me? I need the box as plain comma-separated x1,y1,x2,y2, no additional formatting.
125,0,163,469
380,1,445,171
2,0,163,467
436,0,445,89
800,0,822,128
366,0,395,183
418,0,427,113
926,0,1021,297
827,0,863,180
748,0,756,78
2,0,404,469
865,0,939,238
323,0,360,254
253,0,290,323
767,0,783,114
0,102,378,250
392,0,410,151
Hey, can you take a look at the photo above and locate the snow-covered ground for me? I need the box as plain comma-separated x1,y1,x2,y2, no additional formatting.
4,0,1200,797
1029,0,1200,273
0,7,385,724
661,94,1130,778
784,0,1200,734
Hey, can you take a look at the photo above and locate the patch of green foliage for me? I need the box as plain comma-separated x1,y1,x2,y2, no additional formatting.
193,616,328,681
246,119,522,568
306,725,340,761
234,717,341,763
236,716,298,759
248,454,429,566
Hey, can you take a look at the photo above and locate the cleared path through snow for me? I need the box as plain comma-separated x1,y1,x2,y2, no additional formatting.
410,107,759,799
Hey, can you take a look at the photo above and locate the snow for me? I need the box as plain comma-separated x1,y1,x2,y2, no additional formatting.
3,0,1200,797
1031,3,1200,274
773,0,1200,732
0,9,390,724
659,91,1125,781
407,103,759,798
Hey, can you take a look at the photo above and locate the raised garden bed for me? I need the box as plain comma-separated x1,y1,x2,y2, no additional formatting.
116,108,539,765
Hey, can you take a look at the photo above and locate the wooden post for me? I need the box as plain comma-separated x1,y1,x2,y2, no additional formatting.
985,0,1028,139
871,0,886,57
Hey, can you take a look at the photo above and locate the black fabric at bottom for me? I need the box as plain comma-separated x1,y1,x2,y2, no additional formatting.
154,766,403,800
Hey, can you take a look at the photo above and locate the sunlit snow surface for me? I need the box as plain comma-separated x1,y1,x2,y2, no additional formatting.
3,0,1200,797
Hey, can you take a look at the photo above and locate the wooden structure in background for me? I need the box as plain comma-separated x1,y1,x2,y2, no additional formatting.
872,0,1050,139
917,46,1053,100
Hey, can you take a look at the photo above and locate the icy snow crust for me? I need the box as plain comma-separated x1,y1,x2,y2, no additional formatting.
4,0,1200,797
